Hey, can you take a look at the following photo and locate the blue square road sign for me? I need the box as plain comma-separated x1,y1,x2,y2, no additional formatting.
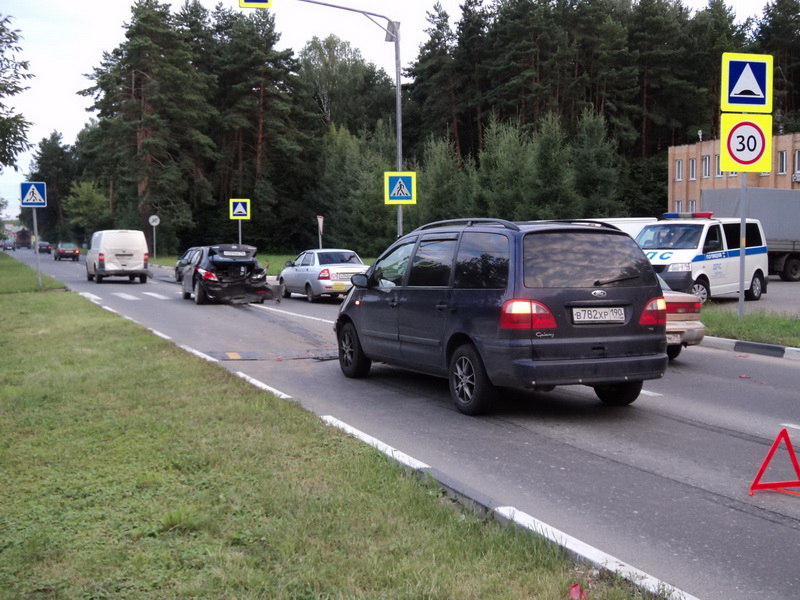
21,182,47,207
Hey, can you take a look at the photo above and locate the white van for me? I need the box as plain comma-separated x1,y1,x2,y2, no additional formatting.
86,230,151,284
634,212,768,303
588,217,658,239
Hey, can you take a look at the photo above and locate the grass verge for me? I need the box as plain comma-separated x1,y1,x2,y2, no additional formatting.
0,253,65,293
0,261,650,599
702,302,800,347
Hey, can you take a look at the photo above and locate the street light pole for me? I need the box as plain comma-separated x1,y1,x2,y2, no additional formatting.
293,0,404,236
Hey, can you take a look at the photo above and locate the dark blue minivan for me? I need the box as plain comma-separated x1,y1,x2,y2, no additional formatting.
335,218,668,415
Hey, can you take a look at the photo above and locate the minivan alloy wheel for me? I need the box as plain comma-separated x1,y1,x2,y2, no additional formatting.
449,344,493,415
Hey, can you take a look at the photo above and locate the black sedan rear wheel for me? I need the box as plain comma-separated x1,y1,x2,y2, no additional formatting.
193,280,207,305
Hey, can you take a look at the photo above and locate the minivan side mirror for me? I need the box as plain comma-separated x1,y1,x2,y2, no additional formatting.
351,273,368,288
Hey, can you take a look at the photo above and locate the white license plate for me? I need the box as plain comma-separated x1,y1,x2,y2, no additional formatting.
223,251,247,257
666,333,681,344
572,307,625,323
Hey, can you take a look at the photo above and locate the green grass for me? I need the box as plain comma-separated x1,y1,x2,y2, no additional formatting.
702,302,800,347
0,253,66,293
0,259,650,599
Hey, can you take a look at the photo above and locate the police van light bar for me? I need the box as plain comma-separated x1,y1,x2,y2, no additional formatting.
663,212,714,219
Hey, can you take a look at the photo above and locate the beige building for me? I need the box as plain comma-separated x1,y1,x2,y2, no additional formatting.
668,132,800,212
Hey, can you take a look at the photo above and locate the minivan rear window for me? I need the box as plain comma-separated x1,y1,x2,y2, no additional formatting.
523,231,656,288
454,232,509,289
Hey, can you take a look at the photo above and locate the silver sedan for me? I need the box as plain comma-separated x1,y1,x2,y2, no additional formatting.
279,249,368,302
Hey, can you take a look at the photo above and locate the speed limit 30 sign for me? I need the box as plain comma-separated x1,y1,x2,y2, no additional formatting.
720,113,772,172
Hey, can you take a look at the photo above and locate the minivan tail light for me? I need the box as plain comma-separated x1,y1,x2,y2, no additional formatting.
500,300,557,330
639,297,667,326
99,252,105,263
144,252,149,264
318,268,330,280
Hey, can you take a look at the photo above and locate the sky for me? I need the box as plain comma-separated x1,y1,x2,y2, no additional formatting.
0,0,770,219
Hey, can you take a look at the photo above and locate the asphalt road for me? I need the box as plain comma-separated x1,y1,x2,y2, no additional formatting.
11,249,800,600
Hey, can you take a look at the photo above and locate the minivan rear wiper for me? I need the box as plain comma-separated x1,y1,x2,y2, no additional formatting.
594,274,639,286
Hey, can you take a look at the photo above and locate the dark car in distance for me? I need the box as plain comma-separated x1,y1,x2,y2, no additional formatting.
179,244,280,305
54,242,81,261
35,241,52,254
335,218,668,415
1,240,14,251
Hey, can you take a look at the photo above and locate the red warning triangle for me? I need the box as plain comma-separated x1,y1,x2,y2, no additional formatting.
749,429,800,496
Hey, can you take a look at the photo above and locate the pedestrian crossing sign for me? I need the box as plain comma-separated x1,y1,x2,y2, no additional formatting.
21,182,47,207
230,198,251,220
239,0,272,8
384,172,416,205
721,53,773,113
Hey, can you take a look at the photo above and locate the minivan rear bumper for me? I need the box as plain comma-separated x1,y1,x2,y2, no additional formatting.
485,350,667,388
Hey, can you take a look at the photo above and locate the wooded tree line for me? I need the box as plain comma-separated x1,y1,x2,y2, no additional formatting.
16,0,800,257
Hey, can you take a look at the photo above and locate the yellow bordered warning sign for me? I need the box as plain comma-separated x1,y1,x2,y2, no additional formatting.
384,172,416,205
230,198,251,220
720,113,773,173
239,0,272,8
721,53,773,114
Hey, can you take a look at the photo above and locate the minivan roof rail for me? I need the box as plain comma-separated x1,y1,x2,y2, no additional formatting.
411,218,521,232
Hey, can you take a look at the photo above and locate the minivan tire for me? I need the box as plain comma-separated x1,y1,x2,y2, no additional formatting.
744,273,763,301
95,272,103,284
139,274,147,284
449,344,494,416
593,381,643,406
338,322,371,378
667,345,682,360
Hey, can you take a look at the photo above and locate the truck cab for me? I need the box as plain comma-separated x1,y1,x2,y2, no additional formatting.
635,212,768,304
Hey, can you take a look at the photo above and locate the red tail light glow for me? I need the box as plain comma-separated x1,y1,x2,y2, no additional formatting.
500,300,557,330
197,267,218,281
98,253,105,263
144,252,149,264
666,300,701,315
639,297,667,326
318,268,330,280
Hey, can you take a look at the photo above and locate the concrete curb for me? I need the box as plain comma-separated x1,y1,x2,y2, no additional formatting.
701,335,800,362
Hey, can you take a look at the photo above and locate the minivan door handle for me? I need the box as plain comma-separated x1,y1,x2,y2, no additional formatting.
387,298,398,308
435,302,453,312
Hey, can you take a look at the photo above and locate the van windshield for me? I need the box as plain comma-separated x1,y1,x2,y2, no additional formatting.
636,224,702,250
523,231,656,288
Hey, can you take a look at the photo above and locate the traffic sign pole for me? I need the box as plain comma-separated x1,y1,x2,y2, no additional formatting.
32,208,42,288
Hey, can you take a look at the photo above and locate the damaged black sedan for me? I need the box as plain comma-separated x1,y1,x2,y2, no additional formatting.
179,244,280,305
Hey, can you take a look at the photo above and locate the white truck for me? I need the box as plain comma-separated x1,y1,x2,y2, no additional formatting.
701,188,800,282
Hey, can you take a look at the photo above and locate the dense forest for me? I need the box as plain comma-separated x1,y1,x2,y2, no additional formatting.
14,0,800,257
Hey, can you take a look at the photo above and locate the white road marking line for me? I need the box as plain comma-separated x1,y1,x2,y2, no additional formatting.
142,292,170,300
79,292,102,302
495,506,700,600
149,329,171,340
251,303,335,324
101,306,118,314
112,292,140,301
178,345,218,362
321,416,431,470
782,423,800,431
123,316,140,325
235,372,292,399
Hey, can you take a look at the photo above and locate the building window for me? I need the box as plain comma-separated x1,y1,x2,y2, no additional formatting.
715,154,723,177
795,150,800,173
689,199,696,212
702,155,710,178
689,158,696,180
675,200,683,213
675,159,683,181
779,150,787,174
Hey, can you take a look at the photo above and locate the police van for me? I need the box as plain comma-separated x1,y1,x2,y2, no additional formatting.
634,212,768,304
